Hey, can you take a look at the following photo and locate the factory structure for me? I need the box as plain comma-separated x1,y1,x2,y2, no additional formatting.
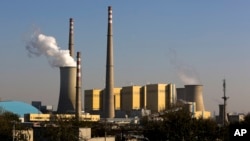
24,17,100,122
1,5,249,141
84,84,211,119
1,6,213,122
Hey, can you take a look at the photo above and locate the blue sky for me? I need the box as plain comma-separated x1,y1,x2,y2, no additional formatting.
1,1,250,115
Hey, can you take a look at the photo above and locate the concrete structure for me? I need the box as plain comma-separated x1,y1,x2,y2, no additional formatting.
146,84,166,113
24,113,100,122
57,67,77,113
75,52,82,120
176,88,185,101
228,113,245,123
140,86,147,109
176,85,211,119
68,18,74,57
89,137,115,141
31,101,53,113
14,128,92,141
194,111,211,119
166,83,177,109
57,18,77,114
104,6,115,118
185,85,205,111
85,89,102,112
114,88,122,110
0,101,41,119
121,86,141,112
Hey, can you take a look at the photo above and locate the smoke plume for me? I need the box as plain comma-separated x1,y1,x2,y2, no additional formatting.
167,48,200,85
26,32,76,67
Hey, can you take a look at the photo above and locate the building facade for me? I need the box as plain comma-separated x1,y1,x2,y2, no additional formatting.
146,84,166,113
121,86,141,112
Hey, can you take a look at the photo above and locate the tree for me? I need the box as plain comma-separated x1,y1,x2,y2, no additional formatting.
0,107,30,141
141,105,221,141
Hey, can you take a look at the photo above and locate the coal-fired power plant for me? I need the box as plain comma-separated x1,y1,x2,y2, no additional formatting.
57,18,78,113
104,6,115,118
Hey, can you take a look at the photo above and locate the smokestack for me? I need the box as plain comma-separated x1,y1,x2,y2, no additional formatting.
104,6,115,118
69,18,74,57
75,52,82,120
57,67,77,113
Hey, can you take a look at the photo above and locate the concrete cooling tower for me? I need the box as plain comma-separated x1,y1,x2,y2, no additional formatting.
185,85,205,111
57,67,76,113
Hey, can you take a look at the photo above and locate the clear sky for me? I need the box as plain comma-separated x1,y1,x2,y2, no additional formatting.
1,1,250,115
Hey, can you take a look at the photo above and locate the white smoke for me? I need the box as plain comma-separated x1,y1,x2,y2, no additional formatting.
167,48,200,85
26,32,76,67
176,64,200,85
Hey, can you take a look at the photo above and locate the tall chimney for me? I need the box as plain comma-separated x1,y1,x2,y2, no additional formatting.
104,6,115,118
76,52,82,120
69,18,74,57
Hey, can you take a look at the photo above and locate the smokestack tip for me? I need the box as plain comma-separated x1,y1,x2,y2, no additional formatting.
70,18,73,22
108,6,112,10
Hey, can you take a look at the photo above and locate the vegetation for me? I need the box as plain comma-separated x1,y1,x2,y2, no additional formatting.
0,107,30,141
2,105,250,141
141,106,224,141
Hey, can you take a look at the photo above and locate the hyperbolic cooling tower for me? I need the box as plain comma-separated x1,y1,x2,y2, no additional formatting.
57,67,77,113
185,85,205,111
104,6,115,118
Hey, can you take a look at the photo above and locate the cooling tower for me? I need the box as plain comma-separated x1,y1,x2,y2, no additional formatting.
185,85,205,111
104,6,115,118
57,67,76,113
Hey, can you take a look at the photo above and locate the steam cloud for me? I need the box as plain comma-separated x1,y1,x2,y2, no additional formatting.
26,33,76,67
167,48,200,85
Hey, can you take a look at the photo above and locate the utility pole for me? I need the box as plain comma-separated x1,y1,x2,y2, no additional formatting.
222,79,229,126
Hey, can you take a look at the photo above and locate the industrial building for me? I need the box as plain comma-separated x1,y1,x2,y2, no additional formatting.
0,100,41,122
24,113,100,122
121,85,141,112
85,89,102,112
84,83,177,117
146,83,167,113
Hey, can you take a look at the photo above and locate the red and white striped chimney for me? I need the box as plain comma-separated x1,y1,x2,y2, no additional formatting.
76,52,82,120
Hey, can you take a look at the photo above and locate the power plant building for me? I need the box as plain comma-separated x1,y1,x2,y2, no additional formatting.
166,83,177,109
84,83,179,117
121,86,141,112
85,89,102,112
140,86,147,109
84,88,121,114
114,88,122,110
146,84,167,113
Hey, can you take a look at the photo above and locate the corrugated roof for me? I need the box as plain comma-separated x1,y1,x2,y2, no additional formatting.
0,100,41,117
